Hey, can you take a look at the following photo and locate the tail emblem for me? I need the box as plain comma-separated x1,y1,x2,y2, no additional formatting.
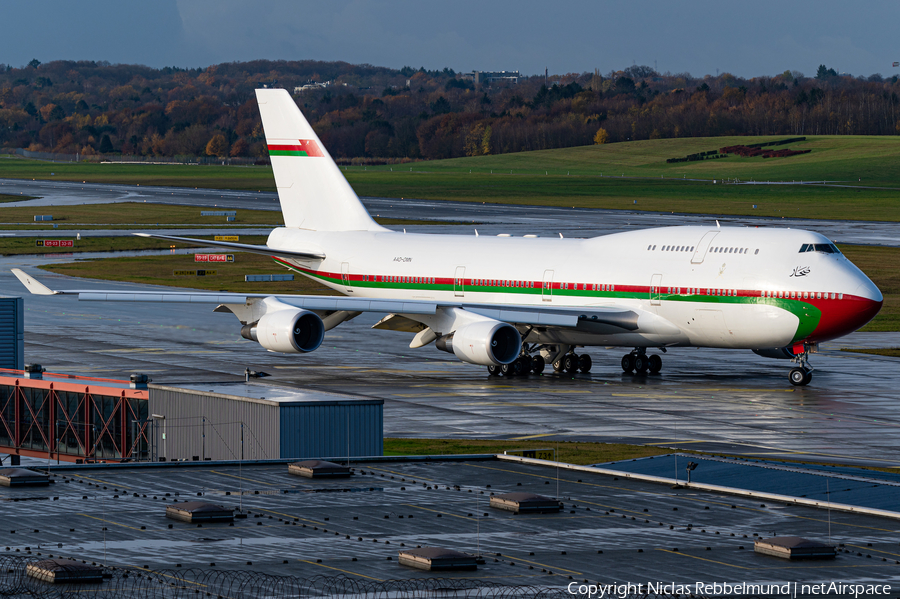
268,139,324,157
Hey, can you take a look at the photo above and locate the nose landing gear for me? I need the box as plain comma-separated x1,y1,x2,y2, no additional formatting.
788,346,814,386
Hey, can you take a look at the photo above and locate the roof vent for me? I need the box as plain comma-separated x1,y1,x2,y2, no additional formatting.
398,547,478,571
489,492,561,514
166,501,234,523
26,559,104,583
23,364,44,380
130,373,150,389
288,460,352,479
0,468,50,487
754,536,836,560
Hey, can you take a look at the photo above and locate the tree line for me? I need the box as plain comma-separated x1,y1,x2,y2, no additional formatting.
1,59,898,161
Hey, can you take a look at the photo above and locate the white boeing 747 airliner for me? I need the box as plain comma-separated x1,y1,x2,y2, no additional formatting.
13,88,883,386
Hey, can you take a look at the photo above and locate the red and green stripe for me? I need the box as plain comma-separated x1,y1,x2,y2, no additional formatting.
268,140,324,157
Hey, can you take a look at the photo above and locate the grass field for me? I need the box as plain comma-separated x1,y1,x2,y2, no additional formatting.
0,202,454,234
842,347,900,358
0,193,36,203
0,202,281,226
383,438,668,465
3,135,900,220
37,243,898,332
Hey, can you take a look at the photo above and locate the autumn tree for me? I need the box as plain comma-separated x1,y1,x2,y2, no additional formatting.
593,127,609,144
205,133,229,157
229,137,249,157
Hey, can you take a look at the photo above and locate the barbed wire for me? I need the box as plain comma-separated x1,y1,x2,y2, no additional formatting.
0,555,711,598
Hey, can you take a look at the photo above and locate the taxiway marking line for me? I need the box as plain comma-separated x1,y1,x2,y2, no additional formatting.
67,473,131,489
127,566,208,589
367,466,438,482
209,470,277,486
78,513,145,532
297,559,383,581
655,548,752,570
509,433,558,440
404,503,475,521
847,544,900,558
254,507,325,526
500,554,582,575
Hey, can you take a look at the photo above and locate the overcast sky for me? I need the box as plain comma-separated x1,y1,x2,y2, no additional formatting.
3,1,897,79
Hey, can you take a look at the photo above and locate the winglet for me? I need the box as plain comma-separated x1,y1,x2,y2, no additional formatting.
11,268,57,295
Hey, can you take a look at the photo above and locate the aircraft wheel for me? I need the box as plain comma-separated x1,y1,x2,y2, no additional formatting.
578,354,592,373
621,354,634,373
648,354,662,374
531,356,546,374
789,367,810,386
633,354,649,374
500,363,512,376
487,365,501,376
563,354,579,373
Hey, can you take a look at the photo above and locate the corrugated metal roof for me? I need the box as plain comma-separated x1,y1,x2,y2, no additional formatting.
151,382,382,406
597,454,900,512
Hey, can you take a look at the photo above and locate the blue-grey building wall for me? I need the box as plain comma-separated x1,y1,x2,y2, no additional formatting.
0,297,24,371
279,401,383,459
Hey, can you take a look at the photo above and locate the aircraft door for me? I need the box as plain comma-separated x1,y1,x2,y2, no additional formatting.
454,266,466,297
542,270,554,302
691,231,719,264
650,273,663,306
341,262,352,291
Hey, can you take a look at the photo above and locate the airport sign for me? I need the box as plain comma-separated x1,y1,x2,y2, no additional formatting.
194,254,234,263
36,240,74,247
173,270,217,276
215,235,239,241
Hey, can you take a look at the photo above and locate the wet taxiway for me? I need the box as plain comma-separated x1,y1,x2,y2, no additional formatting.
2,178,900,470
3,253,900,469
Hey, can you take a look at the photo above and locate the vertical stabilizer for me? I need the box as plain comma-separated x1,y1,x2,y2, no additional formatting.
255,88,385,232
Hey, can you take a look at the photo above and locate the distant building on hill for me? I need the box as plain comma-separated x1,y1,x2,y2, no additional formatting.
294,81,331,94
468,70,520,85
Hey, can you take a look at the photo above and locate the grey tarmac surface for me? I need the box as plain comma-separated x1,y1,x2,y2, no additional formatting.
3,254,900,470
1,178,900,471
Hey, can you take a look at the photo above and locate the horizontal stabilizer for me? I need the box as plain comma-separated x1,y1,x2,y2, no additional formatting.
133,233,325,261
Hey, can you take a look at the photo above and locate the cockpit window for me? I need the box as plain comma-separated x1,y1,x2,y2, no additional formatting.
799,243,841,254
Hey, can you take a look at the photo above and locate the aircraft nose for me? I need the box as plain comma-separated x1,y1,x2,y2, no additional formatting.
856,279,883,303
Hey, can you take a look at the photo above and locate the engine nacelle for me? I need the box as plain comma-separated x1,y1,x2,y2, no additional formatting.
435,320,521,366
241,308,324,353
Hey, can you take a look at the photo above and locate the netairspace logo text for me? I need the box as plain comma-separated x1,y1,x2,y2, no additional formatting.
567,581,892,598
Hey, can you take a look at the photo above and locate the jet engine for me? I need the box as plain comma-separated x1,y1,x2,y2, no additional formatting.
241,308,325,353
435,320,521,366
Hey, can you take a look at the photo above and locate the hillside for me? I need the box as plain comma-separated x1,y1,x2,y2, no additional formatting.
2,59,900,162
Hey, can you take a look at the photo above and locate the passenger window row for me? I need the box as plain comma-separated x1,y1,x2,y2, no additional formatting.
711,247,757,254
763,290,843,300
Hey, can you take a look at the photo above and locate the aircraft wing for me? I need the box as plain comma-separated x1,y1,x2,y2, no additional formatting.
11,268,661,332
133,233,325,261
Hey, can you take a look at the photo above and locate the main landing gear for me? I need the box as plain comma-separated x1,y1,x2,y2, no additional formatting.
487,354,546,377
621,348,663,374
487,346,593,376
552,352,592,375
788,346,813,386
